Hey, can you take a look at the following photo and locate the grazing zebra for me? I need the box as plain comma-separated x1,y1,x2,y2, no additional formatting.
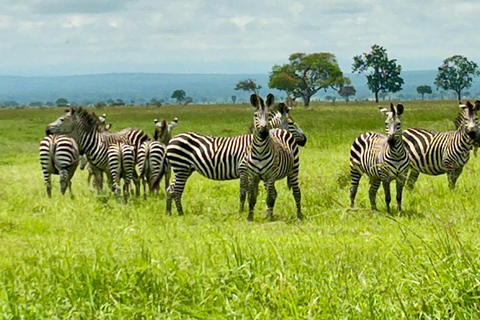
403,100,479,189
154,117,178,144
108,142,136,201
245,94,302,221
45,107,147,192
349,104,408,212
137,140,167,198
39,134,80,198
164,97,306,216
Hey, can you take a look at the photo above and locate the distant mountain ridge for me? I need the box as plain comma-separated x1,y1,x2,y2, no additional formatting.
0,70,479,105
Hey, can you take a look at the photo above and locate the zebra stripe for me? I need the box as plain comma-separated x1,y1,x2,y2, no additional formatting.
108,142,136,201
39,134,80,198
165,103,305,216
245,94,302,221
349,104,408,212
402,101,479,189
137,140,167,198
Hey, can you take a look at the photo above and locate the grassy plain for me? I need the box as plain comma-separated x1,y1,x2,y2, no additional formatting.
1,100,480,319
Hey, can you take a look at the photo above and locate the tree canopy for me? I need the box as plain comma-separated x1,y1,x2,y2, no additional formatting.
268,52,349,107
171,90,186,104
55,98,69,106
435,55,479,101
234,79,262,95
338,85,356,103
416,85,432,100
352,44,404,103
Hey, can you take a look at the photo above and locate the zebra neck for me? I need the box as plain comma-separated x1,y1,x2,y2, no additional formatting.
458,128,474,149
77,123,104,158
251,132,272,160
387,133,406,156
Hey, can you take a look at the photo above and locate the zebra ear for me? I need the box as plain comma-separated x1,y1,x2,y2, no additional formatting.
105,124,112,131
379,107,389,115
396,104,404,116
464,101,474,112
266,94,275,108
475,100,480,111
390,103,396,116
154,118,158,124
250,94,260,109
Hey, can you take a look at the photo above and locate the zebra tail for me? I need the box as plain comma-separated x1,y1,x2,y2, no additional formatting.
150,155,167,190
287,176,292,190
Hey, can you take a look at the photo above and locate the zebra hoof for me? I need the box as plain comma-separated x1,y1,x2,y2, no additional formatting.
247,213,254,221
297,213,304,220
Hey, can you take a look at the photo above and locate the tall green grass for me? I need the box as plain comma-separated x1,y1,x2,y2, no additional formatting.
1,100,480,318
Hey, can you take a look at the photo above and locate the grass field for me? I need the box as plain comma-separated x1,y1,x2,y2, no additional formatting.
1,100,480,319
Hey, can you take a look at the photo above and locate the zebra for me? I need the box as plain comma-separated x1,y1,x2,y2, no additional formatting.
453,103,480,157
403,100,479,190
45,107,149,193
164,98,306,216
349,103,408,212
79,113,112,186
137,140,167,199
154,117,178,144
108,142,136,201
39,134,80,198
245,94,302,221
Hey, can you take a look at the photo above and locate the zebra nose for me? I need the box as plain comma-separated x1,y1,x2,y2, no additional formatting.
468,130,477,139
45,127,53,135
297,135,307,147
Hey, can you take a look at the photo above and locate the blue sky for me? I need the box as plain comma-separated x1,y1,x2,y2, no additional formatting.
0,0,479,76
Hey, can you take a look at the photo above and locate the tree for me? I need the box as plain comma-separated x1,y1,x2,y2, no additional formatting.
29,101,43,107
269,52,349,107
45,101,54,107
379,92,389,101
55,98,69,107
435,55,479,101
234,79,262,95
171,90,186,104
338,85,356,103
106,99,115,106
112,98,125,106
416,85,432,100
352,44,404,103
231,95,237,104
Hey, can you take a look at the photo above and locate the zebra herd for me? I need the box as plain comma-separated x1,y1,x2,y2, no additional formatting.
40,94,480,219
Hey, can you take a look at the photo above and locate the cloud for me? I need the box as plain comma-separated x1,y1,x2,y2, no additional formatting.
0,0,479,75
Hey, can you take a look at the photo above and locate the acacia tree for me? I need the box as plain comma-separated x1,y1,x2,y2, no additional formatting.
416,85,432,100
235,79,262,95
435,55,479,101
231,95,237,104
171,89,186,104
338,85,356,103
352,44,404,103
268,52,349,107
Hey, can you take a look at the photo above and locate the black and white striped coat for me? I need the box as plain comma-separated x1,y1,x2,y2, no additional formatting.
108,142,136,201
402,101,479,189
137,140,166,198
39,134,80,198
349,104,408,212
245,94,302,221
164,103,306,216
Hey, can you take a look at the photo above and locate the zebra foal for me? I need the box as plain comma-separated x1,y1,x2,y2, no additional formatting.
403,100,479,189
39,134,80,198
350,103,408,212
245,94,302,221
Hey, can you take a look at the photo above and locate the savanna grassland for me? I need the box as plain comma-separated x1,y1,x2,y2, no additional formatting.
1,100,480,319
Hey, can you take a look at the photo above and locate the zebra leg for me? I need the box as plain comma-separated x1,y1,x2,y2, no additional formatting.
350,167,362,208
406,169,420,190
368,178,381,211
87,166,93,186
247,177,260,221
132,170,141,197
382,181,392,213
59,169,69,196
396,174,406,212
447,167,463,189
239,171,248,213
143,176,148,200
265,181,278,221
44,171,52,198
288,175,303,220
167,171,192,216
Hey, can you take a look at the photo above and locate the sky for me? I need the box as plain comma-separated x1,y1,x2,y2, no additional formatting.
0,0,479,76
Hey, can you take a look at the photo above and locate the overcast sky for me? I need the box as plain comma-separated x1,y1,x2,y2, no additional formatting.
0,0,479,76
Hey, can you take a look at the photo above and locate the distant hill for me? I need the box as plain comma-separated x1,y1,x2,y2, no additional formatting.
0,71,479,105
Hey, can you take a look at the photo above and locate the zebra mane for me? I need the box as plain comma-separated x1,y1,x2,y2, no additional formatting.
71,107,104,131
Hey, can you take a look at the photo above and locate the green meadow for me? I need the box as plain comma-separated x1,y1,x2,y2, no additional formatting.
1,100,480,319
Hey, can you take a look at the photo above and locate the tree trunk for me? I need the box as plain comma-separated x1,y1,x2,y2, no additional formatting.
303,95,311,107
375,90,379,103
457,89,461,102
421,93,425,100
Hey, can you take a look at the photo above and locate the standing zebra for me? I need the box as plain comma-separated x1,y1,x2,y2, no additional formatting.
403,101,479,189
154,117,178,144
39,134,80,198
453,103,480,157
137,141,167,198
45,108,148,193
108,142,136,201
164,97,306,216
245,94,302,221
350,104,408,212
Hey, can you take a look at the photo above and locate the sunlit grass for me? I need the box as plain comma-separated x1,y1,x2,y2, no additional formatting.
1,100,480,318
